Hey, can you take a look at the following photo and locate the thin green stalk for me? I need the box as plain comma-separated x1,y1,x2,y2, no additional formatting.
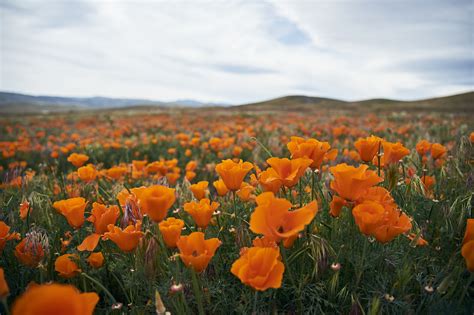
356,239,369,287
250,137,273,158
279,243,303,313
458,273,474,305
1,298,10,315
81,272,117,304
252,291,258,314
232,191,237,215
377,141,382,177
191,270,205,315
298,180,303,207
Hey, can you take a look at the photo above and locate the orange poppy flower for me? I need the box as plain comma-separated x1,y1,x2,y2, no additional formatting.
0,268,9,298
106,166,128,180
190,181,209,200
87,252,104,268
185,161,197,171
140,185,176,222
117,186,147,208
215,159,253,191
266,157,312,188
67,153,89,168
166,171,181,185
287,136,331,169
463,219,474,245
77,233,101,252
158,217,185,248
421,175,436,191
87,202,120,235
0,221,20,252
53,197,87,229
359,186,397,208
237,182,255,202
462,241,474,272
382,141,410,165
258,168,282,193
249,192,318,242
461,219,474,272
132,159,148,171
329,163,382,201
231,246,284,291
407,233,429,246
329,195,347,217
77,165,98,182
375,209,412,243
213,179,229,196
176,232,221,273
139,185,176,222
103,221,144,252
430,143,447,160
352,201,385,236
352,192,412,244
55,254,81,278
415,140,431,156
186,171,197,182
462,219,474,271
15,236,46,267
354,135,382,163
184,199,219,229
19,200,30,220
11,283,99,315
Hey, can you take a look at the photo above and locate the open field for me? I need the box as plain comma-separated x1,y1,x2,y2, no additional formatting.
0,106,473,314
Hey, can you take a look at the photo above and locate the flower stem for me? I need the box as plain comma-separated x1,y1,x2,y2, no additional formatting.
252,290,258,315
1,298,10,315
377,141,382,177
81,272,117,304
356,238,368,287
279,243,303,313
191,270,205,315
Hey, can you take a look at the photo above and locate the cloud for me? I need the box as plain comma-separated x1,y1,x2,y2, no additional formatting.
0,0,472,103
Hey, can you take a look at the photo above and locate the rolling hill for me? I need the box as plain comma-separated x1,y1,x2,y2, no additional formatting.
236,91,474,112
0,91,472,114
0,91,225,114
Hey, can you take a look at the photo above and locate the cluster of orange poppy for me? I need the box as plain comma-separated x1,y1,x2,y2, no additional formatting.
0,111,472,313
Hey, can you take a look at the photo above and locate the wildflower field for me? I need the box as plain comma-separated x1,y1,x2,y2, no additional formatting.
0,107,473,314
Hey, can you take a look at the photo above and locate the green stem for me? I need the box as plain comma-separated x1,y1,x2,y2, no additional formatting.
298,180,303,207
377,142,382,177
191,270,205,315
1,298,10,315
250,137,273,158
279,243,303,313
81,272,117,304
458,273,474,305
311,171,316,200
356,238,369,287
252,290,258,314
232,191,237,215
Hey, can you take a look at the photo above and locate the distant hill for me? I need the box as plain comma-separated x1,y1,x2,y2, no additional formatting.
1,91,472,114
236,91,474,112
0,91,225,114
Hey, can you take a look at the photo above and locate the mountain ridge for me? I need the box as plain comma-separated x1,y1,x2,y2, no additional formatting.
235,91,474,112
0,90,472,113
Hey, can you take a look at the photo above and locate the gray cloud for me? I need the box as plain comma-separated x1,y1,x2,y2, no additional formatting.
0,0,472,103
393,57,474,86
213,64,276,75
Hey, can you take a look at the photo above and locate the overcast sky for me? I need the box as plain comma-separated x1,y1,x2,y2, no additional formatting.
1,0,472,104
